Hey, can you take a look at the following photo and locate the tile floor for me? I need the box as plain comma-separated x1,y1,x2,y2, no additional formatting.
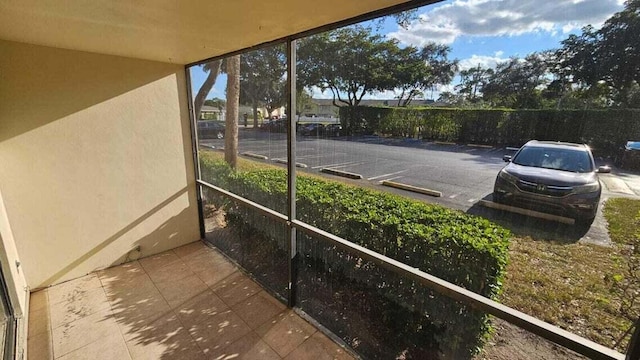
27,241,355,360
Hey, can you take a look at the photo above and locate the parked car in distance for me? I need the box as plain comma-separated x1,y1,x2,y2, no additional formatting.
493,140,611,226
300,123,324,136
616,141,640,170
261,119,286,133
197,121,225,139
324,123,342,137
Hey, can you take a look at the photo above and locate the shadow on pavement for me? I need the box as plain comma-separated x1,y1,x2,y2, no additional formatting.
466,194,590,244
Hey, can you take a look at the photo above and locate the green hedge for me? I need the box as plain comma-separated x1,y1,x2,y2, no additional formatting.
201,153,510,357
340,106,640,156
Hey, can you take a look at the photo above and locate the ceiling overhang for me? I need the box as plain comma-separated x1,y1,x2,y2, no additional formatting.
0,0,415,65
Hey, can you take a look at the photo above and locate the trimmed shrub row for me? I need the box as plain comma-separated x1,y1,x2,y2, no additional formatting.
339,106,640,156
200,153,511,358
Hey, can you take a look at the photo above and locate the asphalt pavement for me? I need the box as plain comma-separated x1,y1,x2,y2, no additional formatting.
201,129,640,245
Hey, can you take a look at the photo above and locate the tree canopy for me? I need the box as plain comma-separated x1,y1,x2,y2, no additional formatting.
240,45,287,126
298,26,399,107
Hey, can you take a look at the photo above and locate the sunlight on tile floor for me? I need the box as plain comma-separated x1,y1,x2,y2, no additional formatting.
27,241,355,360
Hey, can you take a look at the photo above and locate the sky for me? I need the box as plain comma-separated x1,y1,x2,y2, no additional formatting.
190,0,625,101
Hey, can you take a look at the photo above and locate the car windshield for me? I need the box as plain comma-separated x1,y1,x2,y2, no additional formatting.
512,146,593,173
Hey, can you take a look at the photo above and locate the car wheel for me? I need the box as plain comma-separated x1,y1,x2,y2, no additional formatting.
216,132,224,139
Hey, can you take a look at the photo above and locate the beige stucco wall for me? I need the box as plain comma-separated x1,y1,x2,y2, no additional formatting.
0,39,201,288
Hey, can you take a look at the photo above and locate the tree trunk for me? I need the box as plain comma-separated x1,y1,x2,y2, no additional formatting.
194,60,222,120
225,55,240,169
252,101,259,129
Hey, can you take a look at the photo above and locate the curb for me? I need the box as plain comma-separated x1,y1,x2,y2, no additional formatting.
434,141,456,145
321,168,363,179
241,152,268,160
479,200,575,224
275,159,308,168
467,144,494,149
382,181,442,197
505,147,520,151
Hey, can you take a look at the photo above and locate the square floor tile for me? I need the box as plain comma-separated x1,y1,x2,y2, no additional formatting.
57,333,131,360
182,251,227,274
231,291,286,330
48,274,103,305
206,331,280,360
211,273,262,307
52,308,120,357
172,241,213,259
102,272,158,304
196,261,238,289
173,290,229,329
155,274,209,309
138,250,182,274
256,310,317,358
112,292,173,338
50,287,111,329
147,262,194,285
188,309,251,356
284,331,355,360
98,261,146,285
124,313,206,360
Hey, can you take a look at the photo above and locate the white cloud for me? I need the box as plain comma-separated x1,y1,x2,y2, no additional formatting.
458,54,509,71
388,0,622,46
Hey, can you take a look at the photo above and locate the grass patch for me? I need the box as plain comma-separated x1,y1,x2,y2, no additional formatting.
501,198,640,352
500,238,628,349
604,198,640,244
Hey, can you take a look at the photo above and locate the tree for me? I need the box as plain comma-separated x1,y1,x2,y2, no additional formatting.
393,43,458,106
418,43,459,101
298,26,399,107
204,97,226,110
482,53,549,108
225,55,240,169
193,60,222,120
437,91,465,106
296,89,316,116
456,65,493,102
240,46,287,127
594,0,640,106
555,0,640,107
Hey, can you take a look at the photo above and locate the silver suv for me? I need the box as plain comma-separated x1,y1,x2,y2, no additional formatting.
493,140,610,225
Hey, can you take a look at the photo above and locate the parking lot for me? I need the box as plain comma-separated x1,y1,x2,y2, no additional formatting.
201,129,640,244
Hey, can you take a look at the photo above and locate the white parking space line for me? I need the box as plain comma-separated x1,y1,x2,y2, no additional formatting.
449,193,460,199
311,161,359,169
367,169,409,181
329,162,366,169
380,175,404,182
239,145,285,150
296,152,346,160
467,198,476,203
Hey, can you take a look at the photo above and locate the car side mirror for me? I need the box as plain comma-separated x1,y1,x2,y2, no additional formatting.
503,155,512,162
597,165,611,174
